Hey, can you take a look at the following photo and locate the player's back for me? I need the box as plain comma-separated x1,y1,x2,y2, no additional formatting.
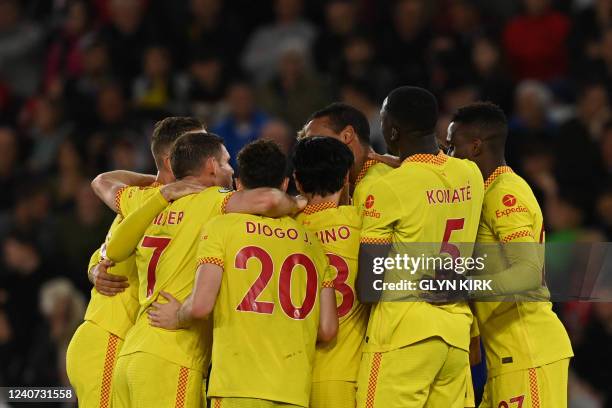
361,152,484,353
201,212,331,407
474,168,573,376
119,186,232,372
297,204,367,383
85,215,140,339
353,160,393,212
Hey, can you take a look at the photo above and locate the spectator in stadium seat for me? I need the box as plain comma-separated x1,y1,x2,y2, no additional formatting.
471,36,514,113
44,0,95,90
180,52,228,125
242,0,316,84
54,183,112,293
506,80,556,168
313,0,359,74
132,45,183,112
258,43,330,131
50,141,86,212
0,0,44,98
378,0,432,87
99,0,158,86
213,82,269,169
332,33,394,102
0,127,20,212
503,0,571,81
23,278,85,387
339,81,385,153
184,0,244,72
259,119,294,156
25,96,73,175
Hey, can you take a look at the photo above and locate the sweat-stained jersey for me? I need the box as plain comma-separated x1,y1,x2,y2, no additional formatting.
196,212,334,408
360,151,484,353
473,166,573,377
352,160,393,214
114,185,234,372
296,203,367,383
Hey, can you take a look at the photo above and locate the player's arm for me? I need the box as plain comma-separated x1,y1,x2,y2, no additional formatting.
475,191,543,297
87,246,128,296
367,150,401,169
91,170,156,212
225,188,307,217
357,181,399,304
318,284,339,342
105,180,206,262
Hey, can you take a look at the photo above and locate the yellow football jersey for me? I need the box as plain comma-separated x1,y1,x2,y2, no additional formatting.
296,203,367,383
83,215,139,339
473,166,573,376
115,185,234,371
197,213,334,408
353,160,393,214
360,151,484,353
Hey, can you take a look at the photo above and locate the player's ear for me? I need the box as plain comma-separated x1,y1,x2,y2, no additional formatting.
472,138,483,157
235,178,244,191
342,125,356,145
294,175,305,195
390,127,399,142
280,177,289,192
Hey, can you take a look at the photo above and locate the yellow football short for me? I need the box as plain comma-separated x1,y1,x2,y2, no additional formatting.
356,337,469,408
66,320,123,408
465,365,476,408
310,380,357,408
112,351,203,408
479,358,570,408
210,397,303,407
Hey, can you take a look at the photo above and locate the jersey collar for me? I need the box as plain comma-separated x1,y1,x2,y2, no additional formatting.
402,150,448,166
150,181,164,187
355,159,379,185
303,201,338,215
484,166,513,190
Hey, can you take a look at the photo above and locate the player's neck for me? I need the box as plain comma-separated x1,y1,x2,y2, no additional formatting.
350,142,369,185
306,191,342,207
480,156,507,181
156,170,174,185
398,138,439,161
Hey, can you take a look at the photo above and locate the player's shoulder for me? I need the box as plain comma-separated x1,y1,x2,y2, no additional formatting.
369,161,394,177
337,205,362,227
486,171,535,203
447,156,484,181
196,186,234,199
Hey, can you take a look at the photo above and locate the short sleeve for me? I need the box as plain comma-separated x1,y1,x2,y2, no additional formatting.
196,216,226,268
360,179,401,244
485,187,537,244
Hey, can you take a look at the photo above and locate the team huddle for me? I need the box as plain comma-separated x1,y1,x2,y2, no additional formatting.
65,86,573,408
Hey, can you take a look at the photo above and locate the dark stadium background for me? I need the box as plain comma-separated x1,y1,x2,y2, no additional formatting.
0,0,611,406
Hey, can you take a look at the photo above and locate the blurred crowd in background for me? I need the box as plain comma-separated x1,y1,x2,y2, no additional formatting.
0,0,611,406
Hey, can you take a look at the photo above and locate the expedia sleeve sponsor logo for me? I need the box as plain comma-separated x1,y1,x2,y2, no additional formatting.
363,194,381,218
495,205,528,218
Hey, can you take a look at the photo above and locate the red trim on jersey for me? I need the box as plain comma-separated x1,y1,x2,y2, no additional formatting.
365,352,383,408
484,166,514,190
356,159,380,185
99,333,119,408
402,150,448,166
175,367,189,408
303,201,338,215
528,368,541,408
221,191,235,214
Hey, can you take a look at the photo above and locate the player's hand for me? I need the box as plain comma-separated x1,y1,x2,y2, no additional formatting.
367,149,401,169
160,180,206,202
292,195,308,214
148,291,182,330
91,259,128,296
